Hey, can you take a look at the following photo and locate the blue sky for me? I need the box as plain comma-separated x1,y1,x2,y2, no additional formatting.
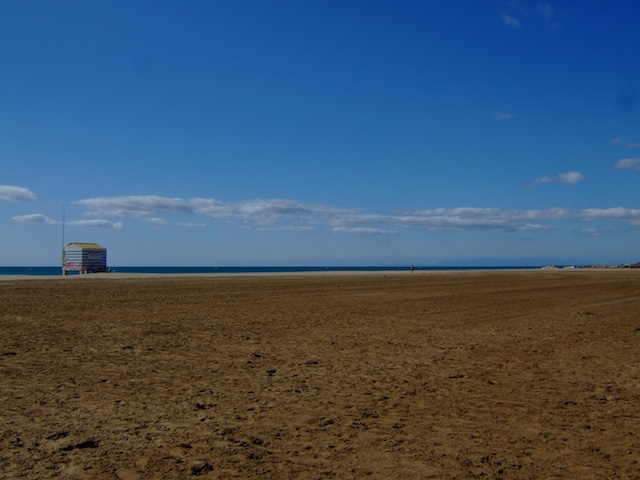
2,1,639,266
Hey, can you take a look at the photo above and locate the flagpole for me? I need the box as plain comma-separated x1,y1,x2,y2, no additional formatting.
61,210,66,275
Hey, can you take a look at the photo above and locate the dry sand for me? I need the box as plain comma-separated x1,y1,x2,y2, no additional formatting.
1,270,639,479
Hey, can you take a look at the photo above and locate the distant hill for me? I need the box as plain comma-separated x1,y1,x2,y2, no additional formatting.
432,257,589,268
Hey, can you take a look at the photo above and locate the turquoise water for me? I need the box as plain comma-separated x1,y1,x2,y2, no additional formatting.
0,266,538,276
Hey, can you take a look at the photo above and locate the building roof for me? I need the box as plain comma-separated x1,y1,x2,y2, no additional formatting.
66,242,106,250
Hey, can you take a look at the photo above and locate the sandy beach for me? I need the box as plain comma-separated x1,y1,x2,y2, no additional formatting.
1,270,639,479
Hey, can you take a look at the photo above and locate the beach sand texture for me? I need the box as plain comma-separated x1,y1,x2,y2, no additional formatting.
1,270,639,479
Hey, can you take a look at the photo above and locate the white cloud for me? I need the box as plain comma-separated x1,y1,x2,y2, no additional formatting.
526,171,584,188
66,219,123,229
178,222,207,228
578,207,640,225
12,214,56,224
73,195,640,235
75,195,355,228
527,176,553,187
145,217,168,225
386,208,537,232
580,227,603,237
495,113,515,121
522,224,551,231
389,207,640,230
11,214,122,228
76,195,205,216
212,198,351,225
502,14,521,28
557,171,585,184
614,158,640,172
332,227,398,236
76,195,350,218
0,185,37,202
257,226,315,233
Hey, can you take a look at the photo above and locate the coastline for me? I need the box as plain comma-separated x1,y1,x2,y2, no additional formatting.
0,269,441,281
0,266,634,282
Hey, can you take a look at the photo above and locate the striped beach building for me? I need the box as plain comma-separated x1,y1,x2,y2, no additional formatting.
63,242,108,274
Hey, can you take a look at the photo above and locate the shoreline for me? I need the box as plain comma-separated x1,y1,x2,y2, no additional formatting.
0,269,452,281
0,266,634,282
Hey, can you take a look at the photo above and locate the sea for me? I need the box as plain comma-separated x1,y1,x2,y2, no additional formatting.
0,265,538,276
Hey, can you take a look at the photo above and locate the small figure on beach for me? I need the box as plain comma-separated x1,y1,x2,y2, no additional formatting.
410,265,415,274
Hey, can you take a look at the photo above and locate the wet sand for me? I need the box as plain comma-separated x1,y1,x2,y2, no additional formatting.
1,270,639,479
